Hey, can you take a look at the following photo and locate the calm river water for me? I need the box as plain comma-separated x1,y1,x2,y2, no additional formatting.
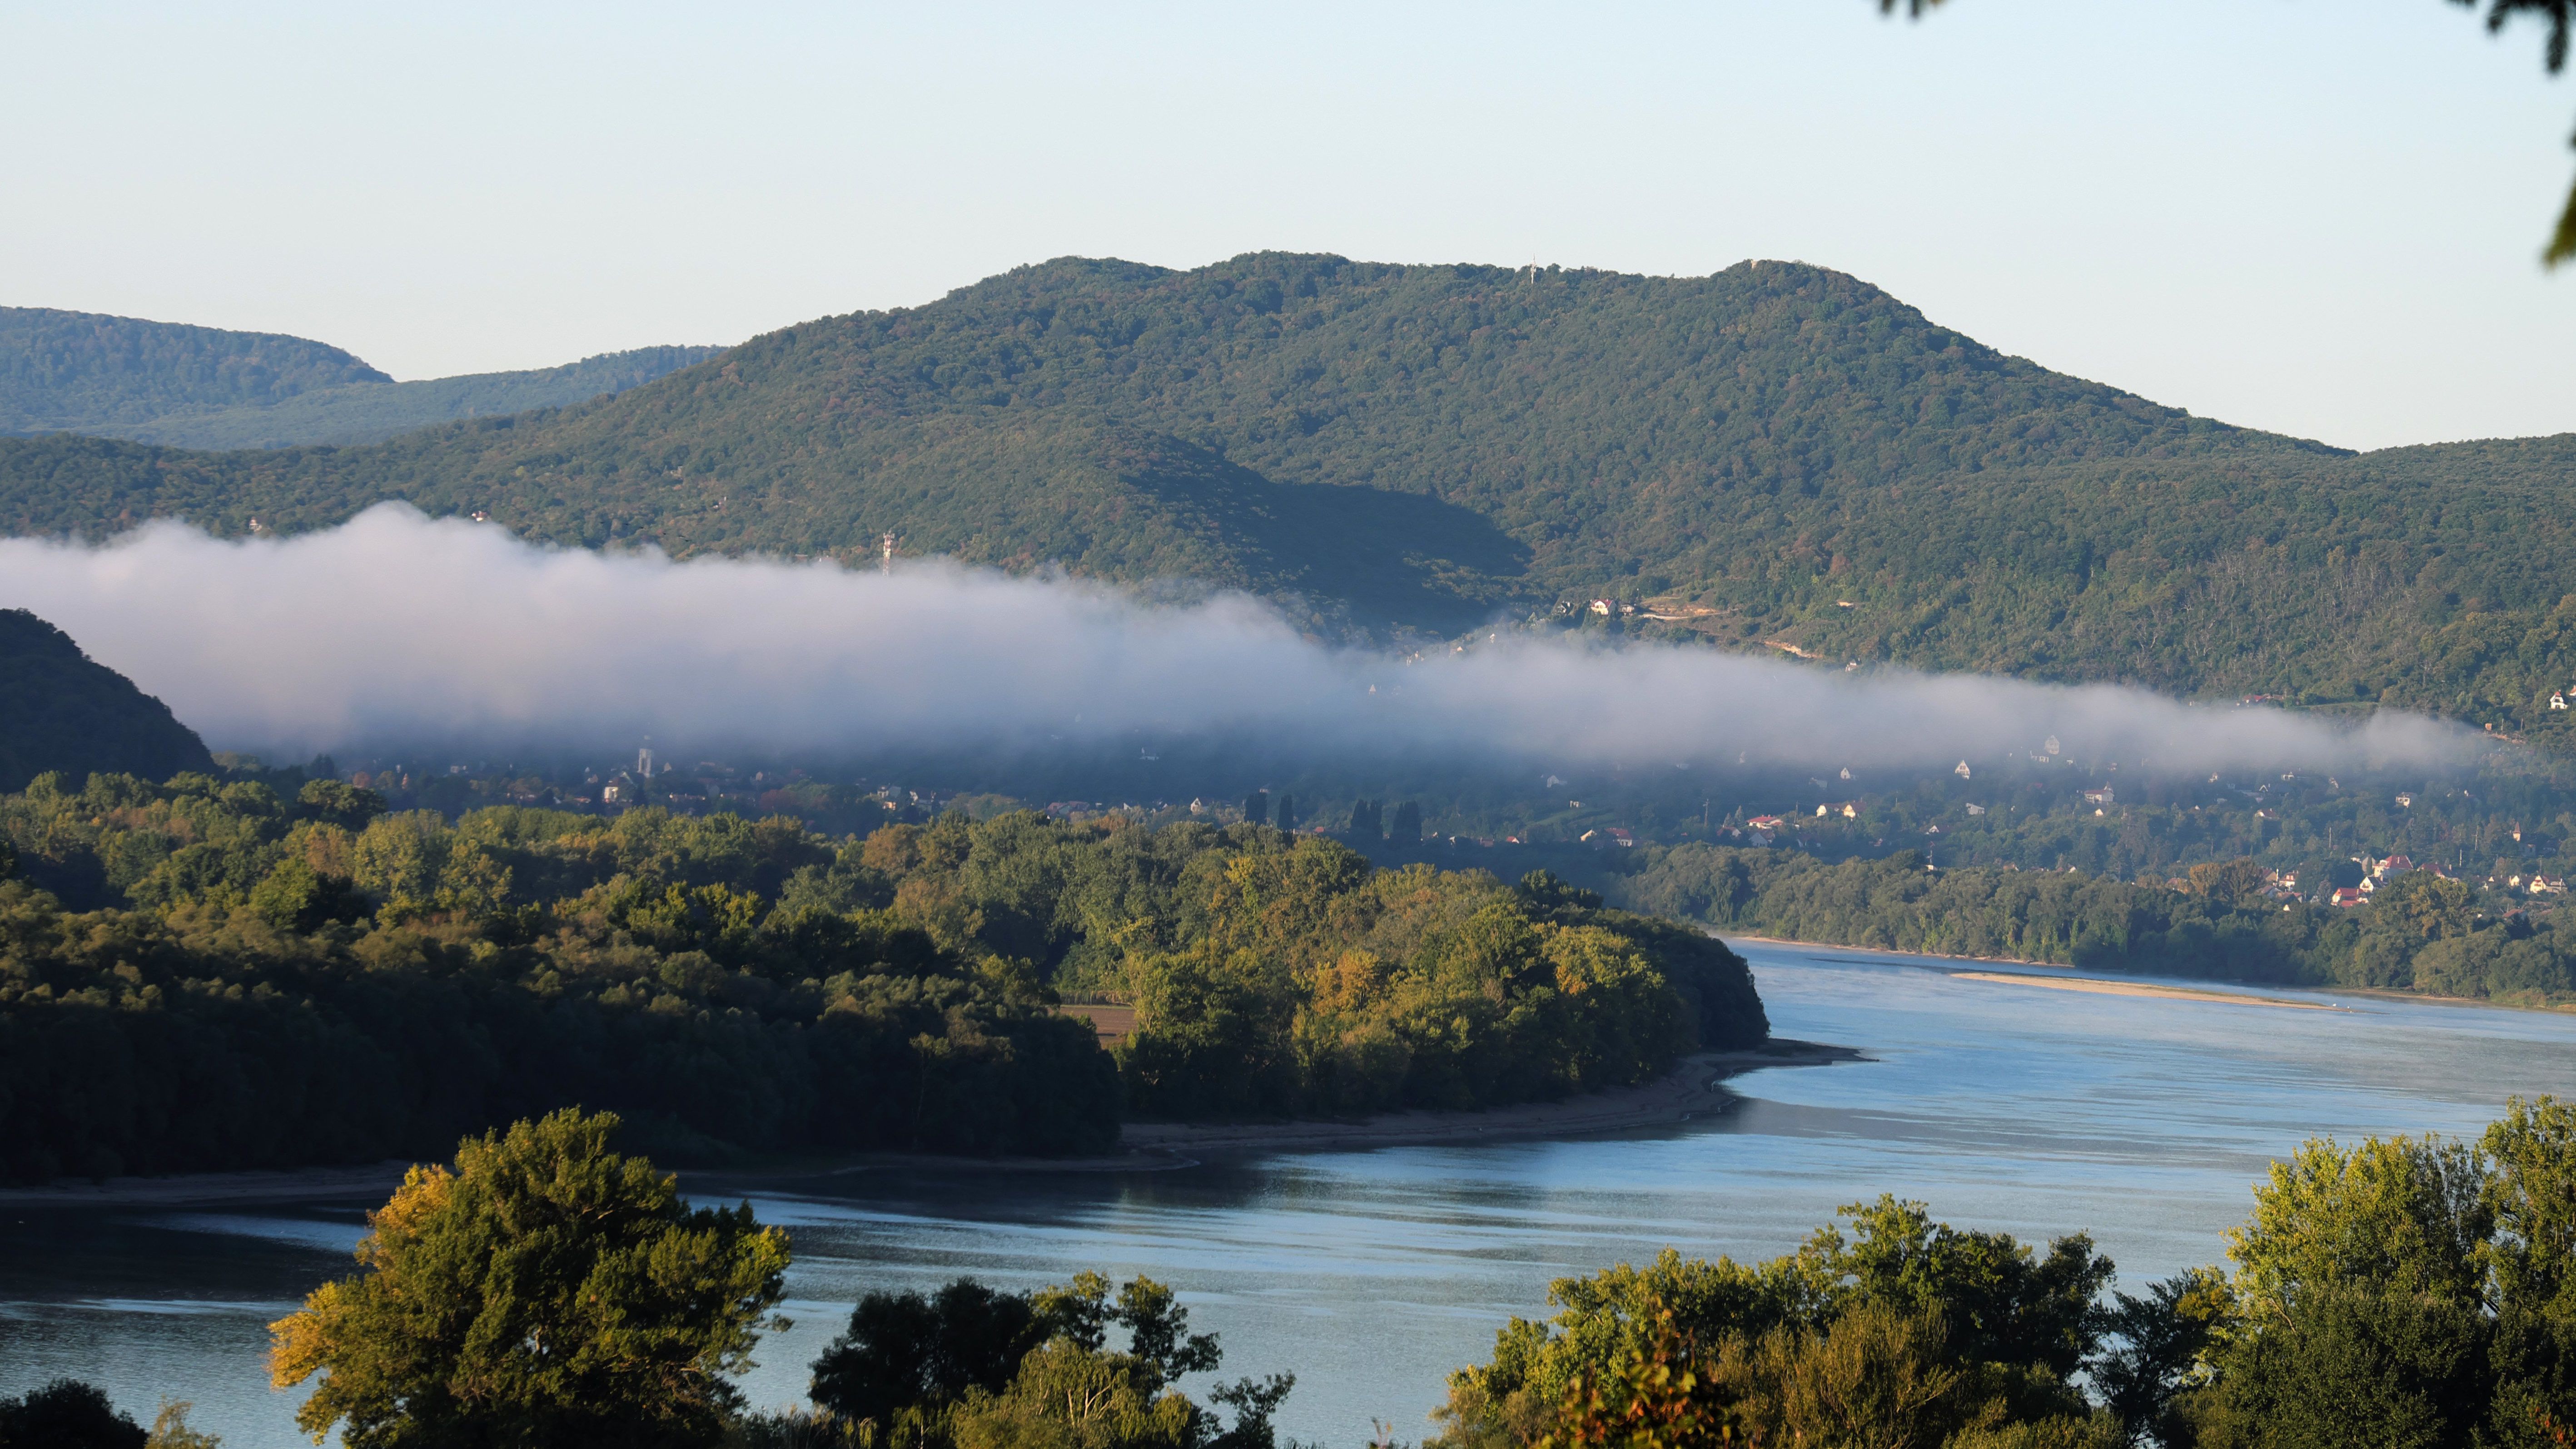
8,941,2576,1447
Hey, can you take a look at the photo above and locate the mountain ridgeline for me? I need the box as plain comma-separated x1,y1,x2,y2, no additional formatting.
0,306,389,432
88,343,728,449
5,256,2576,729
0,608,211,794
0,306,719,448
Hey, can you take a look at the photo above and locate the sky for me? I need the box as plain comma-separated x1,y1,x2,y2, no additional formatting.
6,0,2573,452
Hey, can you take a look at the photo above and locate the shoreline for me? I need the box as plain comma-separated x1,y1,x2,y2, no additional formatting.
0,1039,1865,1209
1112,1037,1864,1158
1725,933,2566,1014
1947,970,2342,1011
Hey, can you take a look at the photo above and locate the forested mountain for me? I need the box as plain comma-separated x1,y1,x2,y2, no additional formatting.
0,609,211,793
0,306,388,432
6,255,2576,724
85,343,727,448
0,302,719,447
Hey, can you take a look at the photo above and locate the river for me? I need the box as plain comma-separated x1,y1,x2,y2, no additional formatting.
6,941,2575,1447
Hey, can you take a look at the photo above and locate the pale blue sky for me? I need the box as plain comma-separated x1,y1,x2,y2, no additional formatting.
8,0,2573,451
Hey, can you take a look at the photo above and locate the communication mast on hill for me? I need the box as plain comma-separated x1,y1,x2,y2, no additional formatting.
881,532,896,572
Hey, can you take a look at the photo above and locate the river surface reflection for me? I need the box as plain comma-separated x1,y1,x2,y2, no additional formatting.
7,942,2576,1446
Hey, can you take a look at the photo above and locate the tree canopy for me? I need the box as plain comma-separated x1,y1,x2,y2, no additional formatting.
0,771,1763,1182
1433,1099,2576,1448
799,1270,1289,1449
0,306,386,434
269,1107,790,1449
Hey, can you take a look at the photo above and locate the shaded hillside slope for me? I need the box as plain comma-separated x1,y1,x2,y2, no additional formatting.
88,343,726,448
1,307,388,432
5,255,2576,727
0,609,212,793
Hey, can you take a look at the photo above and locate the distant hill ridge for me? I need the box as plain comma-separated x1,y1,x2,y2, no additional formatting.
4,254,2576,736
91,343,727,448
0,305,720,447
0,609,212,794
0,307,388,432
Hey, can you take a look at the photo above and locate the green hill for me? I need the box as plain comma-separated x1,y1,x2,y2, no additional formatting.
85,343,726,448
1,306,388,432
0,609,213,794
1,303,721,447
5,254,2576,730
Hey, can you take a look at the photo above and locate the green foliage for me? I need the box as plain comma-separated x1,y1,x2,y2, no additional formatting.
1436,1196,2111,1447
1616,844,2576,1005
0,778,1763,1181
806,1270,1288,1449
0,1380,147,1449
0,610,213,793
1439,1102,2576,1448
0,783,1122,1183
2153,1104,2576,1447
269,1108,790,1449
95,345,726,449
0,306,385,433
2227,1136,2494,1324
826,813,1763,1120
810,1279,1055,1429
142,1401,220,1449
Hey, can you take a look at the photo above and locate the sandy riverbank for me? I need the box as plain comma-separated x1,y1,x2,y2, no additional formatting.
1725,933,2501,1012
1949,970,2342,1011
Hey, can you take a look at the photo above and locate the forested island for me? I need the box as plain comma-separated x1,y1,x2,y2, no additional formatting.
0,770,1765,1184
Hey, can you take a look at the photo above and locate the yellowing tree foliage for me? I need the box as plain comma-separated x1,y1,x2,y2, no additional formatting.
269,1108,789,1449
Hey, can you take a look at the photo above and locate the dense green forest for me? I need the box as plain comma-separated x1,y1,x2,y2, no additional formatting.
0,609,210,794
10,255,2576,729
0,305,715,447
1615,844,2576,1006
0,769,1763,1183
0,307,387,432
89,344,725,449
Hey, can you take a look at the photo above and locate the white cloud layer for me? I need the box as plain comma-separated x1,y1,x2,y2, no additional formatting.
0,505,2479,776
